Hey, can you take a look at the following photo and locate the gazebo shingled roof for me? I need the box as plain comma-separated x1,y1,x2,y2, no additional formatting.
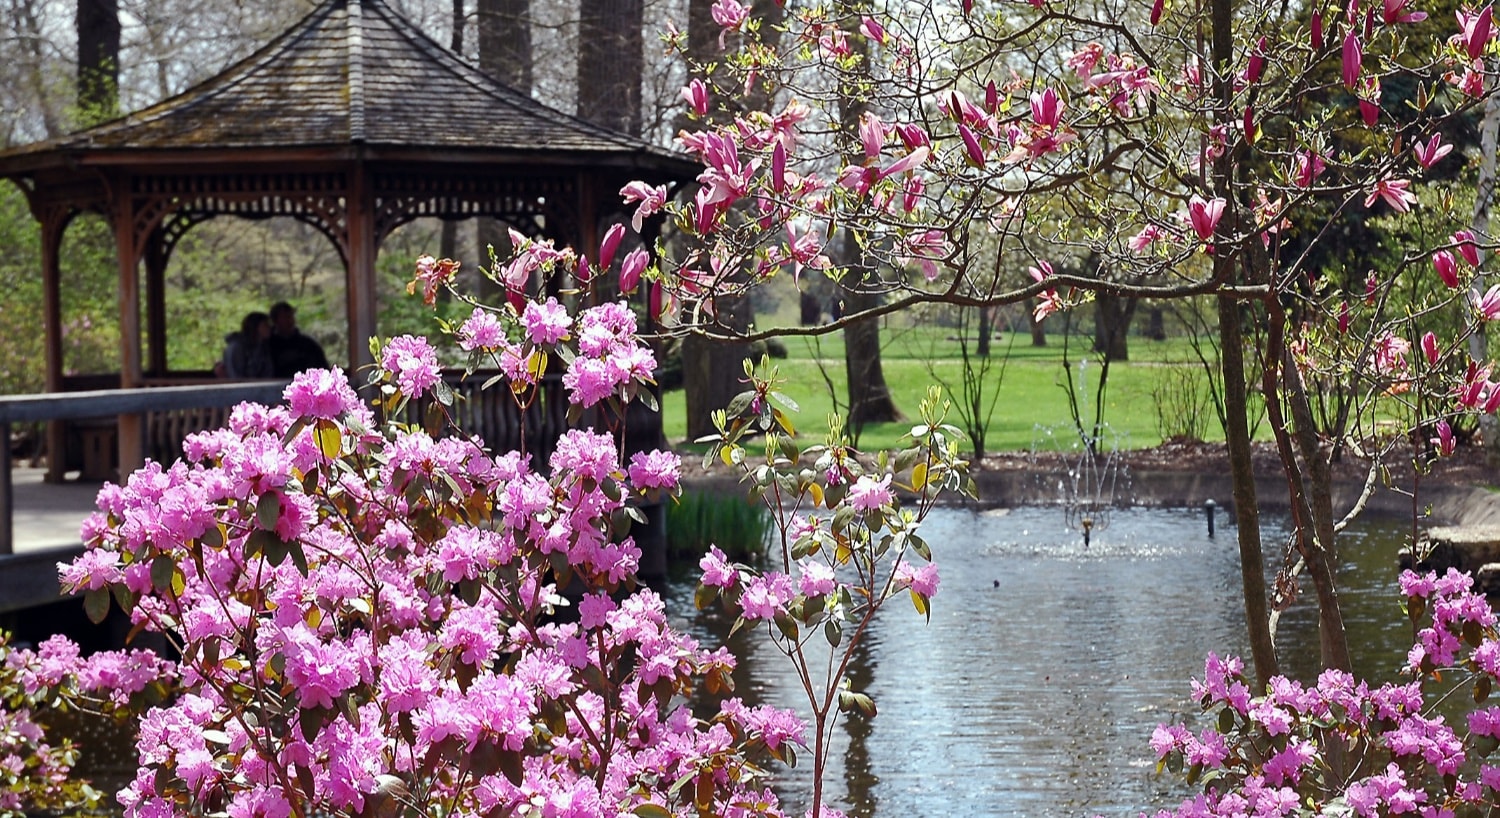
0,0,695,478
0,0,693,162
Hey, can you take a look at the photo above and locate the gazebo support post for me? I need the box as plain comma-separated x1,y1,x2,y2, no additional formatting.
113,184,145,476
41,209,68,483
346,164,379,376
144,227,169,378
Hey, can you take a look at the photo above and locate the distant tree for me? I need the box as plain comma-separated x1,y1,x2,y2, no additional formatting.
75,0,120,119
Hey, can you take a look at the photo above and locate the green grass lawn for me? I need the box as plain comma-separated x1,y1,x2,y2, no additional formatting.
661,327,1245,455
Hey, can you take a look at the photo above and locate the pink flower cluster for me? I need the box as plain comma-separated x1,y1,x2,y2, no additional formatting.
44,304,797,817
1154,569,1500,817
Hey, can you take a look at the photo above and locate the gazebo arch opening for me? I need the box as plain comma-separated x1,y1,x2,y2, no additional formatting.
0,0,695,478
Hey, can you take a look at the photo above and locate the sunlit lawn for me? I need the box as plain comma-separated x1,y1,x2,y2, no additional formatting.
660,326,1247,455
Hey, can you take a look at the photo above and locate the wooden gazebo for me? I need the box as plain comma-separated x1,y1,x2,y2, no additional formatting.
0,0,695,476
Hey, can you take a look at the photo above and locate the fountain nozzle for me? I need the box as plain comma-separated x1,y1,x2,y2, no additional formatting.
1205,499,1217,538
1081,517,1094,547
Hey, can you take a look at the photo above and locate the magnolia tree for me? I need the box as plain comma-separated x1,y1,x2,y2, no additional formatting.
641,0,1500,694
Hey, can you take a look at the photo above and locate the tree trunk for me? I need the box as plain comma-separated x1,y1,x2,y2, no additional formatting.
976,307,992,358
1147,306,1166,341
1028,304,1047,346
576,0,643,135
477,0,532,297
1092,292,1136,361
478,0,532,92
1471,81,1500,470
76,0,120,121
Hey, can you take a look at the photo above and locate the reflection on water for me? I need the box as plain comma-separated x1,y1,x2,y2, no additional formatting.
666,506,1417,818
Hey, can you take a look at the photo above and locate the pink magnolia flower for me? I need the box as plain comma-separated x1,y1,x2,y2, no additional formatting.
878,145,930,180
681,79,709,116
1188,195,1226,241
900,229,948,281
1454,230,1481,266
1421,331,1440,365
619,181,668,232
1384,0,1428,23
1433,420,1456,456
1342,31,1363,87
618,248,649,294
1365,177,1417,212
859,112,887,160
597,223,625,271
1433,250,1461,288
1414,133,1453,168
1066,43,1105,78
1475,282,1500,319
1030,88,1065,129
1151,0,1166,24
959,123,986,168
1292,151,1326,188
1372,332,1411,376
1246,37,1267,84
711,0,748,32
1129,224,1166,252
894,122,931,150
859,16,888,44
1460,5,1494,59
1311,10,1324,47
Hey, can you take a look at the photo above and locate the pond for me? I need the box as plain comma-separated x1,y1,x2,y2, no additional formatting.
664,505,1420,818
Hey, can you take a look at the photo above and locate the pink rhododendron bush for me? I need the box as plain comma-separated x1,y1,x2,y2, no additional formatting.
6,240,970,817
1148,569,1500,818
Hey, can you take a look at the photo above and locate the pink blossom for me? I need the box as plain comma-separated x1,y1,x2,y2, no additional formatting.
1461,5,1494,59
848,473,893,511
1129,225,1165,252
797,559,836,597
1476,283,1500,319
619,248,649,294
1421,331,1440,365
628,449,680,491
1030,88,1065,129
681,79,709,116
1342,31,1363,87
959,123,986,167
1433,250,1461,288
1432,420,1456,456
700,546,738,588
878,145,930,180
1066,43,1105,78
859,16,888,43
895,560,940,598
1365,177,1417,212
619,181,669,232
1372,332,1410,376
1455,230,1482,266
1383,0,1428,23
741,572,794,620
1187,195,1226,241
521,298,572,345
285,368,359,420
1292,151,1326,188
711,0,748,32
859,112,887,160
457,307,506,351
1414,134,1453,168
382,335,442,398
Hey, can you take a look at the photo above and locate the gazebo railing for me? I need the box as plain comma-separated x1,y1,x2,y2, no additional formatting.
0,381,291,555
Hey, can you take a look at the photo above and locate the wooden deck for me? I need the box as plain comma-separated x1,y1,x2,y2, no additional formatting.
0,467,95,613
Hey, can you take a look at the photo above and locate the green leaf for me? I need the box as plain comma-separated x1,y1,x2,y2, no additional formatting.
694,583,718,610
634,805,673,818
288,540,310,577
824,619,842,647
773,611,800,641
434,379,454,407
150,555,176,594
769,391,800,412
638,389,659,412
315,422,342,459
83,588,110,624
256,492,282,531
